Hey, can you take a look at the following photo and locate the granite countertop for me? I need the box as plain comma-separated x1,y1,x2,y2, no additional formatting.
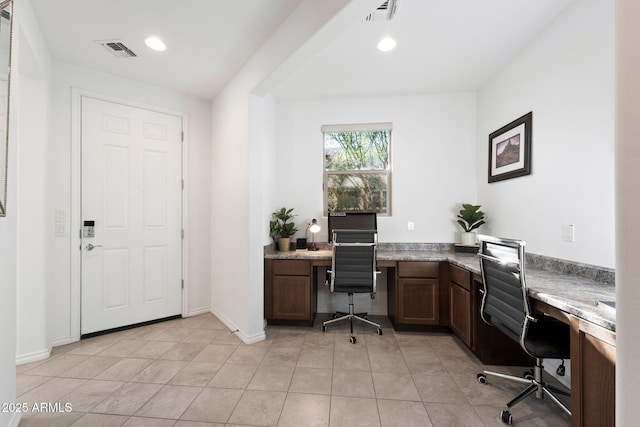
265,247,616,332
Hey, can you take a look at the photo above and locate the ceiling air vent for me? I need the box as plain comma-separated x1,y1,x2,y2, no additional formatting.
363,0,397,22
97,40,138,58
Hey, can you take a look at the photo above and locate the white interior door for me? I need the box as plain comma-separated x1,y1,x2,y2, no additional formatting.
81,96,183,335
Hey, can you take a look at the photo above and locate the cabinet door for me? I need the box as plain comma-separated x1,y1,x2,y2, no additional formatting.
397,278,439,324
272,275,312,320
449,282,471,347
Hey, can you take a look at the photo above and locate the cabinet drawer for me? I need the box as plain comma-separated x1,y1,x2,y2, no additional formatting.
450,264,471,291
272,259,311,276
398,261,439,278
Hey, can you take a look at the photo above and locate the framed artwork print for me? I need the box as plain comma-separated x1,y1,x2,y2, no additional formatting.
488,112,532,183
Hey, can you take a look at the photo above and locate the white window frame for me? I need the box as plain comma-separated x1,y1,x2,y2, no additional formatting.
322,122,392,216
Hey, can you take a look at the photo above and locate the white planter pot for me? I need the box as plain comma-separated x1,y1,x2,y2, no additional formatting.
460,232,477,246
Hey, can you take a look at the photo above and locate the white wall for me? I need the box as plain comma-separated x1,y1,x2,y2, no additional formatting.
477,0,615,268
44,60,212,348
274,93,478,244
616,0,640,423
209,0,381,342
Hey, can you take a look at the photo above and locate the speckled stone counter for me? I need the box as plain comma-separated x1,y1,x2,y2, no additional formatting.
265,243,616,332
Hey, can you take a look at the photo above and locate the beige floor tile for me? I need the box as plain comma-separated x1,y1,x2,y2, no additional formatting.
332,349,371,371
122,417,176,426
225,345,267,365
260,346,300,366
302,332,335,351
192,344,236,364
16,375,51,397
413,373,467,404
152,328,195,342
424,402,485,427
64,338,121,356
59,356,122,379
247,364,294,391
94,358,153,382
18,377,87,405
473,404,539,427
403,352,449,375
331,370,375,398
289,367,332,395
135,384,201,419
453,373,511,406
368,351,409,373
174,421,225,427
24,355,91,377
60,379,124,412
70,412,129,426
18,410,84,427
296,349,334,369
227,390,286,426
329,396,381,427
98,340,148,357
180,387,243,423
377,399,433,427
209,331,242,345
90,382,162,416
167,316,209,329
439,354,483,377
271,332,306,348
130,360,187,384
207,364,257,389
278,393,330,427
181,329,217,344
196,317,227,330
372,372,421,401
170,362,222,386
121,326,164,341
160,343,207,361
130,341,176,359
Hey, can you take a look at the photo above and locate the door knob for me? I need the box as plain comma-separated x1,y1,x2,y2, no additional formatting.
85,243,103,251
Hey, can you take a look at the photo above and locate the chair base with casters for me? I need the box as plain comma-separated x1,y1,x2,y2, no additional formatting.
321,292,383,344
477,357,571,424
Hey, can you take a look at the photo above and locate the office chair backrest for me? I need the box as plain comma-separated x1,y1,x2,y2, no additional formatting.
477,234,531,345
330,229,377,294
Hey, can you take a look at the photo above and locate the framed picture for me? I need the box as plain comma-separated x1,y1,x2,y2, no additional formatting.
488,112,532,183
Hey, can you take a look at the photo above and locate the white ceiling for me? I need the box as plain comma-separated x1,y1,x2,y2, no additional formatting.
30,0,573,102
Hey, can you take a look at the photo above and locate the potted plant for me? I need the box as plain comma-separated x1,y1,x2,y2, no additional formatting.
457,203,485,245
270,207,298,251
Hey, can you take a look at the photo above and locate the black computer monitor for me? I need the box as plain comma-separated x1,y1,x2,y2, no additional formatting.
327,212,377,243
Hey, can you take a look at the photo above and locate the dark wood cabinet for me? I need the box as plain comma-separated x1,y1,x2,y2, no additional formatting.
394,261,442,326
571,316,616,427
449,264,472,347
264,259,316,326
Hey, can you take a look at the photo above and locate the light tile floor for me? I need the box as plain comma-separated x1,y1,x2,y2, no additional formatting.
16,313,571,426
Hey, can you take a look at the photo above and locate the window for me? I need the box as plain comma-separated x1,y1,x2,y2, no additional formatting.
322,122,392,215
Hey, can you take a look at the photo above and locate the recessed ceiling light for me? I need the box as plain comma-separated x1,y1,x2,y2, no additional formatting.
145,36,166,52
377,37,396,52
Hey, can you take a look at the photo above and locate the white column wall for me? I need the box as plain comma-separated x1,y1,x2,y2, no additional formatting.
615,0,640,423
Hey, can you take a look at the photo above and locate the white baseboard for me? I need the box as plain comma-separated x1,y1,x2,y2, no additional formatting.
186,306,211,317
5,411,21,427
16,347,51,366
51,335,74,347
209,307,266,345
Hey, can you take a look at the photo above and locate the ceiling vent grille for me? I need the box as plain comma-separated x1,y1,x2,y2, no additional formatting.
363,0,397,22
97,40,138,58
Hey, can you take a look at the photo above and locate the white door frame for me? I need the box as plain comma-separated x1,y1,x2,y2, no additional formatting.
70,88,189,341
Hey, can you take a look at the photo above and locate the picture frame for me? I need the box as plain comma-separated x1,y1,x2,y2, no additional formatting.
488,112,532,183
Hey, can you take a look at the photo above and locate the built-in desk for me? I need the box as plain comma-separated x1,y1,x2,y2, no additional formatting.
264,245,616,426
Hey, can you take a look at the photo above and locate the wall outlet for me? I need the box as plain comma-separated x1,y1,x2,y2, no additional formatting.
562,224,575,242
407,221,415,231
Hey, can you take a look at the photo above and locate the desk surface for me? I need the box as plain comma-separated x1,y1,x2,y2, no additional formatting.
266,248,616,333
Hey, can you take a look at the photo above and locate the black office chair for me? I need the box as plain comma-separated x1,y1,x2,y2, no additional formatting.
321,229,382,343
476,234,571,425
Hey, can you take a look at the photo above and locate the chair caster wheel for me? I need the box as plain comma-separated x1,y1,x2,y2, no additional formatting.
523,370,534,380
362,315,368,320
376,328,383,335
477,373,487,384
321,325,326,332
500,410,513,424
332,314,339,319
349,336,356,344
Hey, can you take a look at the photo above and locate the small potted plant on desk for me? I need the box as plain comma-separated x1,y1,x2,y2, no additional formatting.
270,207,298,251
456,203,485,249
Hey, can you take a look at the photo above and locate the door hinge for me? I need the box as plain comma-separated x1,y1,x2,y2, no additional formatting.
181,179,184,190
181,229,185,239
181,279,184,289
181,131,184,142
